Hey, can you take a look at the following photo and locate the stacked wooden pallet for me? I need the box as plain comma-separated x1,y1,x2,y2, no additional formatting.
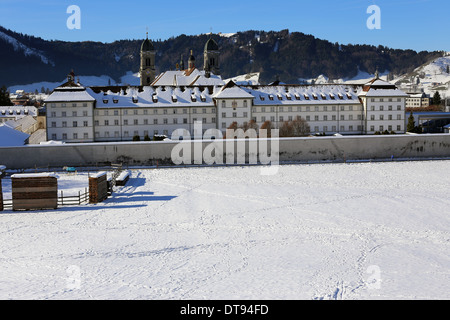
89,172,108,204
11,173,58,211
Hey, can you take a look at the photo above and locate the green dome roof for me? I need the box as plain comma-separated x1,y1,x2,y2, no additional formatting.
141,38,154,52
204,38,219,52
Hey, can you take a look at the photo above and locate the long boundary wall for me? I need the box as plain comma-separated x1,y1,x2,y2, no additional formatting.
0,134,450,169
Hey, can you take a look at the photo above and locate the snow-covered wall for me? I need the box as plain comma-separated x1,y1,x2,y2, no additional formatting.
1,135,450,169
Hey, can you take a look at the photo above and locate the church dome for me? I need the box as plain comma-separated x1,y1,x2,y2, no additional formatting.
141,38,154,52
204,38,219,52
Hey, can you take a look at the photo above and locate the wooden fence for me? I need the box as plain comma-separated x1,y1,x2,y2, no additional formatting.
58,188,89,206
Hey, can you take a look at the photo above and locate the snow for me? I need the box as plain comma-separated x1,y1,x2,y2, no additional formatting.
0,161,449,300
11,173,57,179
0,30,55,66
0,124,30,146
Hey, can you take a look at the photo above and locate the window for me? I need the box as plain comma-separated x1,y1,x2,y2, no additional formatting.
72,103,77,108
173,118,178,124
83,103,88,108
244,100,248,108
94,120,99,126
51,122,56,128
232,112,237,118
202,118,207,124
124,119,128,125
153,119,158,124
51,112,56,117
62,121,67,128
379,115,384,121
212,117,216,123
83,111,88,117
73,121,77,127
62,112,66,117
134,119,138,125
124,131,129,137
62,133,68,140
51,134,57,140
163,118,168,124
222,122,226,128
83,121,88,127
183,118,188,124
222,112,226,118
105,120,109,126
144,119,148,125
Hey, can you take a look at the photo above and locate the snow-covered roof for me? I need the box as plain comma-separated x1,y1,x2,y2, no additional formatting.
213,86,254,99
45,88,96,103
152,69,225,86
0,124,30,146
0,106,37,118
246,85,361,106
362,88,409,97
89,86,217,109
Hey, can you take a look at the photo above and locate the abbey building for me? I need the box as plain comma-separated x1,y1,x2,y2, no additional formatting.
45,35,408,143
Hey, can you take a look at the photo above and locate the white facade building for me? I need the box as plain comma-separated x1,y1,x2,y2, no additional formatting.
45,72,408,143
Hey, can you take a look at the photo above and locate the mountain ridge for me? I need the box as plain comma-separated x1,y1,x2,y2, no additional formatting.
0,26,444,88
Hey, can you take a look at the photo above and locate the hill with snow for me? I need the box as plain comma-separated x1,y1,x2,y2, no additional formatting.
392,53,450,96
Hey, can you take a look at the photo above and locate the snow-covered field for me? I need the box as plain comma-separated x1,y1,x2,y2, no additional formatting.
0,161,449,300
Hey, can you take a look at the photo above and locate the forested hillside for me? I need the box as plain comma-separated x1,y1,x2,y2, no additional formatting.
0,26,443,87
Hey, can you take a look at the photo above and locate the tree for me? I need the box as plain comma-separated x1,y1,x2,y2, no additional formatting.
0,86,13,106
433,91,442,106
447,65,450,74
143,134,151,141
279,116,310,137
260,120,274,138
132,135,140,141
407,112,416,132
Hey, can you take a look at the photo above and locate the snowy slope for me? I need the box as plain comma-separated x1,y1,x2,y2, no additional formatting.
0,30,54,67
0,161,449,300
393,54,450,95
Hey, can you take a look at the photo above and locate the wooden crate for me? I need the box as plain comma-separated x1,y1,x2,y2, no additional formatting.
11,174,58,211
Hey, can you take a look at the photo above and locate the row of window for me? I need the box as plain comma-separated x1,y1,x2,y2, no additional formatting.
50,103,89,108
51,117,217,128
368,105,403,111
50,111,89,117
370,98,403,102
252,105,362,113
94,108,216,116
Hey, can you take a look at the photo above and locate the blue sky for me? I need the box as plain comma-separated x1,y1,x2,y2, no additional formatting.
0,0,448,52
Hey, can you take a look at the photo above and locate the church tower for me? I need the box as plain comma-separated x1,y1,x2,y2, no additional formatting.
140,33,156,86
203,35,220,76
